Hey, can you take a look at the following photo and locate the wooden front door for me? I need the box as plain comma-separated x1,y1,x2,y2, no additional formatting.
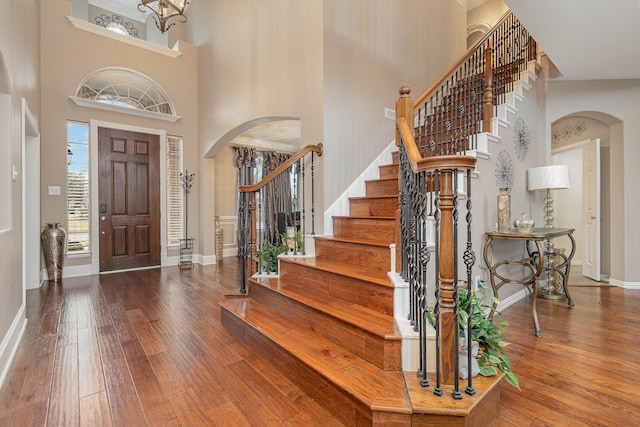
98,128,161,272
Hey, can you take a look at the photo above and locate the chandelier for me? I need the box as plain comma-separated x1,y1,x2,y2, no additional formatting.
138,0,191,33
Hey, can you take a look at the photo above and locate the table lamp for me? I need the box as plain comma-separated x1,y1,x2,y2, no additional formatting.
528,165,570,298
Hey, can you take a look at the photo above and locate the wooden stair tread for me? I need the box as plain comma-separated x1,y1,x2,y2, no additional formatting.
348,195,397,201
250,276,399,339
332,215,395,220
220,298,412,413
281,257,393,288
364,177,397,184
314,235,392,248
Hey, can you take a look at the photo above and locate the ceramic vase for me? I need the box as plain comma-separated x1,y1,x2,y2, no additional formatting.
41,223,66,281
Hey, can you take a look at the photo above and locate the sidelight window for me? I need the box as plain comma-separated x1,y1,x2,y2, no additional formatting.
66,121,90,252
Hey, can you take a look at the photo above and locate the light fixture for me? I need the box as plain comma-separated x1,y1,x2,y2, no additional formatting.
527,165,570,228
528,164,571,299
138,0,191,33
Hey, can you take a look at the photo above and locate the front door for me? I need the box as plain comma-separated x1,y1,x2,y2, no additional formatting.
98,128,161,272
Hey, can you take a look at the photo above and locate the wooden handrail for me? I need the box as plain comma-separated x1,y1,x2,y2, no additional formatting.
412,10,511,109
239,143,323,193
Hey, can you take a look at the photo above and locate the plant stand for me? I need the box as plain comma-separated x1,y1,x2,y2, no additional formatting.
179,237,194,269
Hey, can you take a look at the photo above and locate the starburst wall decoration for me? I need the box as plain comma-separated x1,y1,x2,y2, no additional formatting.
513,117,531,161
495,150,515,189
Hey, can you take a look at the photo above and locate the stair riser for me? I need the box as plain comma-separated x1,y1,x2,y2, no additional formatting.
314,239,389,277
349,197,397,217
279,261,393,315
378,164,398,179
220,306,376,426
249,281,400,370
332,217,395,243
365,179,398,197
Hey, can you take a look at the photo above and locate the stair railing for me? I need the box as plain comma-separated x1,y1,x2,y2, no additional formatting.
413,11,535,158
237,143,323,293
395,10,536,398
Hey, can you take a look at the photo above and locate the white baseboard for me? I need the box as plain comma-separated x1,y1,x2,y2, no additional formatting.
495,288,528,312
0,304,27,390
609,277,640,289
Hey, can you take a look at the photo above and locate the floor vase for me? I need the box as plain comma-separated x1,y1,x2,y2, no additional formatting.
41,223,66,281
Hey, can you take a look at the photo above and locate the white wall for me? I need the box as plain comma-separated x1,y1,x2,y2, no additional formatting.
547,80,640,284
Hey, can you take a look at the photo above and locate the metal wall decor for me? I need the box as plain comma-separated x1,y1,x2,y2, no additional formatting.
552,120,587,144
95,14,139,38
513,117,531,160
494,150,515,190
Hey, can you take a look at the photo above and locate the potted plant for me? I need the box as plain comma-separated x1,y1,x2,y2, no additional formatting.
252,238,287,273
427,286,520,389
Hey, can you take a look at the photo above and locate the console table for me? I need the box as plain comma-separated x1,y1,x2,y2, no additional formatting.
482,227,576,337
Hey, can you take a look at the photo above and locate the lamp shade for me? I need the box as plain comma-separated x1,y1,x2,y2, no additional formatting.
527,165,570,191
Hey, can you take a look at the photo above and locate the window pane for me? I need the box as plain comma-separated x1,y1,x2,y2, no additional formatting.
67,121,90,252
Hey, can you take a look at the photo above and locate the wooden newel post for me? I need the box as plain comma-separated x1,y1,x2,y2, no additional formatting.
438,169,457,385
395,86,414,273
483,41,493,133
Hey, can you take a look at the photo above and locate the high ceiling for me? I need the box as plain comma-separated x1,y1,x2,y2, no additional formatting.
94,0,640,150
505,0,640,80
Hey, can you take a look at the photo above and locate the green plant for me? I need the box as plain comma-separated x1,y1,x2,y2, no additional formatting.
252,238,287,273
427,286,520,390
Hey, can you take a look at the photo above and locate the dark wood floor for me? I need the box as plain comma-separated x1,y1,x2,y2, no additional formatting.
1,259,638,426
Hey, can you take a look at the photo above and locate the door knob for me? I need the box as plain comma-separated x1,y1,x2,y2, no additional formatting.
100,215,106,221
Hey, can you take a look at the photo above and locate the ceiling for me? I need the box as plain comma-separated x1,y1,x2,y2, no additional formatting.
505,0,640,80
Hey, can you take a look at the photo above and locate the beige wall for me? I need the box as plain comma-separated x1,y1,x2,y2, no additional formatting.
0,0,40,383
322,0,467,212
189,0,323,240
547,79,640,283
40,0,201,270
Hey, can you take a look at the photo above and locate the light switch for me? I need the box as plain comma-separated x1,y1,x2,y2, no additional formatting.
48,185,61,196
12,165,18,182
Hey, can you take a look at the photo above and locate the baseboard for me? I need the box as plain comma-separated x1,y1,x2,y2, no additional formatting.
495,288,528,312
0,304,27,390
609,278,640,289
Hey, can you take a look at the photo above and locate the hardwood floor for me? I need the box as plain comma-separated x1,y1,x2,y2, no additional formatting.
1,260,638,426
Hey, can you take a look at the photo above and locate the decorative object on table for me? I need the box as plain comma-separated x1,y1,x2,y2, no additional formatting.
514,213,534,233
215,216,223,263
495,151,515,232
494,151,515,190
41,223,67,281
528,164,571,299
179,170,195,269
285,226,297,254
138,0,192,33
513,117,531,161
497,188,512,232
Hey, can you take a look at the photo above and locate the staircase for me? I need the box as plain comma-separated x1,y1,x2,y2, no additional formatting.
220,153,414,425
222,10,536,425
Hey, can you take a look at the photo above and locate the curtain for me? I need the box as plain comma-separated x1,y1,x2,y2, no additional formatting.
262,151,292,246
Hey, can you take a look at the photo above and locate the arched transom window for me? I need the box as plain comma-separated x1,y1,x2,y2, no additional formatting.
71,67,179,121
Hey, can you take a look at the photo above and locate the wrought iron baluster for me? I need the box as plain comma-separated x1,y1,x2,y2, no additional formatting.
464,169,477,396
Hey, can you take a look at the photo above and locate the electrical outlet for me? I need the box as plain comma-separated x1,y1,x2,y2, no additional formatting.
48,185,61,196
